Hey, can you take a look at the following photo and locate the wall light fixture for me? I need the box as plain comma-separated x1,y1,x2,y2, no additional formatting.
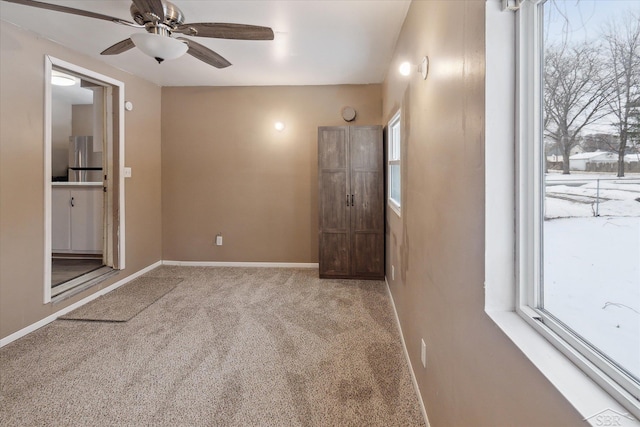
398,56,429,80
399,61,412,76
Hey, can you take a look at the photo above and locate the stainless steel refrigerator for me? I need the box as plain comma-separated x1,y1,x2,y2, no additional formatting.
68,136,103,182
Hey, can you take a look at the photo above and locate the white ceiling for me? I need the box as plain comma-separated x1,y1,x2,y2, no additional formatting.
0,0,411,87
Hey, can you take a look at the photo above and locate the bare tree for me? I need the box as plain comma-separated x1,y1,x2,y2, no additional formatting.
602,13,640,177
630,105,640,149
544,43,612,174
581,133,619,152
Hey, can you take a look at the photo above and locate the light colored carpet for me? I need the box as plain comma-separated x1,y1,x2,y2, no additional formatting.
59,276,182,322
0,267,426,426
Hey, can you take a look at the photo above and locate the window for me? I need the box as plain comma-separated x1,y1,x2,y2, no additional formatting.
516,0,640,417
388,111,401,214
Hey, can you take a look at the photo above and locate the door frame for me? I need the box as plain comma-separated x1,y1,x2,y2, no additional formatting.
43,56,126,303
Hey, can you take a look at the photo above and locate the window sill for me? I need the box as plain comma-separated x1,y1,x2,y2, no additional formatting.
388,201,401,218
486,310,639,426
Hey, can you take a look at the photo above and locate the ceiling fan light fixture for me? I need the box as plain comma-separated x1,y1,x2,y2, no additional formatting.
130,33,188,63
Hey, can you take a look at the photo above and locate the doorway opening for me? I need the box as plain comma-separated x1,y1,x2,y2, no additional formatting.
44,56,125,303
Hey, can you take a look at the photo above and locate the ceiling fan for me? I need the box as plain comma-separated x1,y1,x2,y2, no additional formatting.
2,0,274,68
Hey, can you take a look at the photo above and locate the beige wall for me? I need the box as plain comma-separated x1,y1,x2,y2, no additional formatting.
161,85,381,263
382,1,583,426
0,20,163,339
72,104,93,136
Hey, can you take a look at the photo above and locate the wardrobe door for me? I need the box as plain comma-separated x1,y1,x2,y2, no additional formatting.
349,126,384,278
318,127,350,278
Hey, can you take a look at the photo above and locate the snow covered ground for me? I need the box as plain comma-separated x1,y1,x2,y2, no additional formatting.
546,172,640,219
543,172,640,379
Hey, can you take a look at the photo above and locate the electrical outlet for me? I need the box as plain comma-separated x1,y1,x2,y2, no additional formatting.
391,265,395,280
421,339,427,368
123,167,132,178
216,234,223,246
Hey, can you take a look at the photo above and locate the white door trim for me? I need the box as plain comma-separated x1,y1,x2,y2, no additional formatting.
44,56,126,303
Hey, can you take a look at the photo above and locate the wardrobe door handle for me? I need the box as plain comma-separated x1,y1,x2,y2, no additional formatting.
351,194,354,206
346,195,349,206
70,197,75,207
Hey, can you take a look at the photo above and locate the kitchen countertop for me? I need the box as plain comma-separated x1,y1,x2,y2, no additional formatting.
52,182,102,187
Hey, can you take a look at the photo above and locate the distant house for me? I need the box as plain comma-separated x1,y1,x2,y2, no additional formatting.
569,151,616,171
625,152,640,163
545,140,584,163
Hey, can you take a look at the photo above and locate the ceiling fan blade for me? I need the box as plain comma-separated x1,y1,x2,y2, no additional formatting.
177,38,231,69
101,38,135,56
1,0,140,27
131,0,164,22
175,23,274,40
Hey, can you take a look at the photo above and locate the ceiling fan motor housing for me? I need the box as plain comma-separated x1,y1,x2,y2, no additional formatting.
130,1,185,29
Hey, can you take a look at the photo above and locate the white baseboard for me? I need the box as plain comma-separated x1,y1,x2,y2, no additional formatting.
162,260,319,268
385,277,431,427
0,261,162,348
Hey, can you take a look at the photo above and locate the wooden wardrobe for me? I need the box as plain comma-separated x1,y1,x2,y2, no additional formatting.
317,125,384,279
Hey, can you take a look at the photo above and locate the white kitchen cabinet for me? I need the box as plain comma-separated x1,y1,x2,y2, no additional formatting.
52,186,103,253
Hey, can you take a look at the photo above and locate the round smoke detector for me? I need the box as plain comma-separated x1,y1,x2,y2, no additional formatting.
341,106,357,122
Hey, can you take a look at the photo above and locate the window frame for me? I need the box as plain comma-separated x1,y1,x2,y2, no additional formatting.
514,0,640,417
388,110,401,216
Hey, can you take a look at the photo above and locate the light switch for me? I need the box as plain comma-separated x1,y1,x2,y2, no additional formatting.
123,167,132,178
